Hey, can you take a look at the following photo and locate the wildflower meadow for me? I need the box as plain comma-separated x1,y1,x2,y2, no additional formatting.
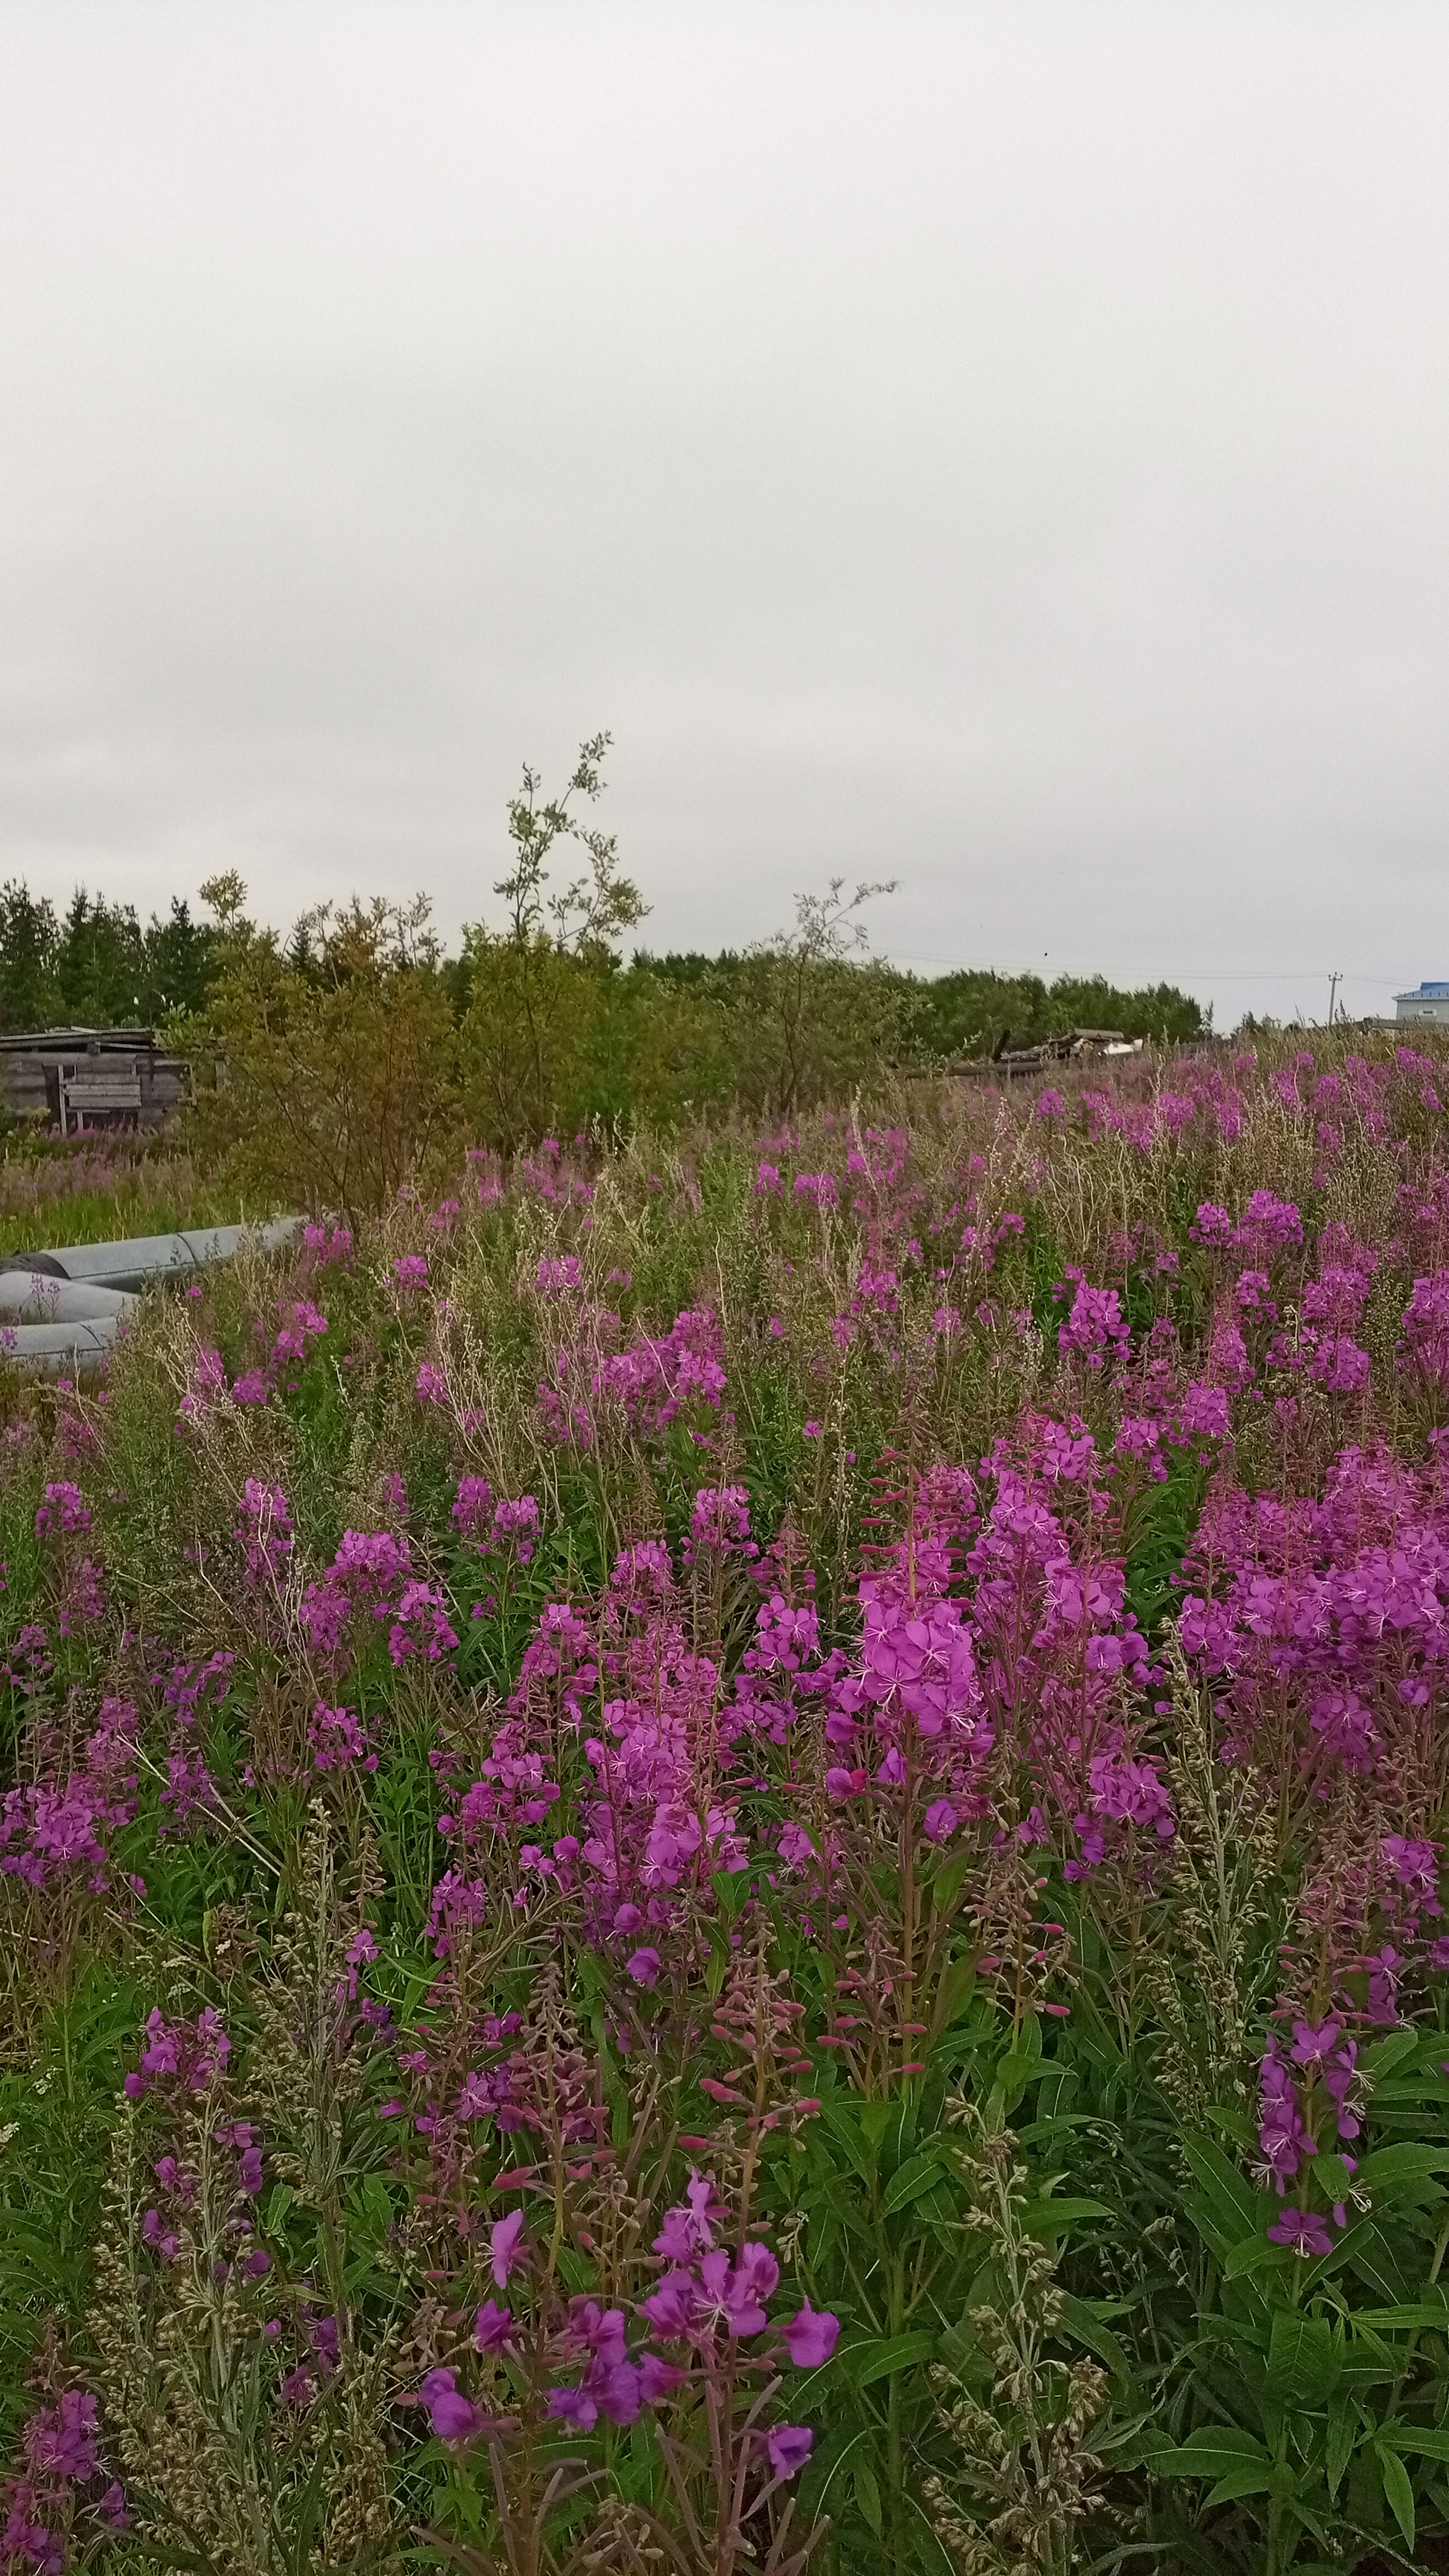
8,1035,1449,2576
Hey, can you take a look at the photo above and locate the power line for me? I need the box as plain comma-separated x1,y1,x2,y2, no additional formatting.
884,953,1405,985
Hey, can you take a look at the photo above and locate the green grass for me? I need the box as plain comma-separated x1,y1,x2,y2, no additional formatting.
0,1154,262,1259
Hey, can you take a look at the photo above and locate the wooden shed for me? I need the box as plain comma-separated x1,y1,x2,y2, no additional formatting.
0,1029,191,1134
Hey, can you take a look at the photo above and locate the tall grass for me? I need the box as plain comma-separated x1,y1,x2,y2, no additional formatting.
0,1137,258,1258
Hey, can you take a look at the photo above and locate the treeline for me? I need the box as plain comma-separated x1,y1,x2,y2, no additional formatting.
0,884,1206,1074
3,742,1206,1207
0,884,219,1030
640,953,1206,1057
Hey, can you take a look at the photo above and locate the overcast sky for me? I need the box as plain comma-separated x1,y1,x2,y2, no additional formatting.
1,1,1446,1029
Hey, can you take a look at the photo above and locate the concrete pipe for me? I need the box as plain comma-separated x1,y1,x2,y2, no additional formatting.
0,1217,303,1374
0,1275,138,1326
41,1215,304,1295
0,1315,125,1376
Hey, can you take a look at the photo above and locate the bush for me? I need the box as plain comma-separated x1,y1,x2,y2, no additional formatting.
173,880,458,1219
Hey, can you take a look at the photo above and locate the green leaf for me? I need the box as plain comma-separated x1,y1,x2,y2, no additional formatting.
1223,2234,1283,2281
1152,2427,1272,2482
1310,2152,1358,2204
1361,2029,1421,2079
1378,2424,1449,2464
1015,2112,1097,2147
1266,2311,1340,2408
1014,2112,1096,2154
815,2173,877,2240
1183,2192,1237,2263
1020,2197,1110,2236
340,2260,402,2301
1351,2299,1449,2331
859,2099,894,2151
853,2457,883,2540
1056,2292,1133,2384
710,1866,752,1919
929,1959,978,2036
994,2052,1037,2108
1033,2065,1080,2122
1181,2132,1258,2233
264,2183,296,2231
929,1846,974,1914
1325,2394,1357,2499
881,2146,949,2215
1355,2142,1449,2191
1340,2219,1415,2304
851,2330,937,2388
347,2173,392,2248
819,2099,870,2180
1205,2466,1280,2507
1375,2443,1416,2549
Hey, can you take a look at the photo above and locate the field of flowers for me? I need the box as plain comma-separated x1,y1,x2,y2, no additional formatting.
7,1037,1449,2576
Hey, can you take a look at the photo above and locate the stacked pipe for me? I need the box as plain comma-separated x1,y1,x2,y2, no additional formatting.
0,1218,303,1375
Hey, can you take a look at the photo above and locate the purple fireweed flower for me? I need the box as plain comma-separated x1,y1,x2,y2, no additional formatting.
1382,1836,1442,1911
1256,2041,1315,2190
25,2389,100,2480
546,2302,646,2429
490,2209,526,2287
474,2300,512,2350
826,1766,866,1802
487,1495,541,1561
695,2243,780,2339
1268,2208,1333,2259
654,2172,720,2262
640,2272,699,2338
1288,2016,1344,2070
781,2304,840,2368
546,2384,600,2431
685,1482,757,1570
451,1475,493,1537
124,2006,231,2098
308,1704,378,1776
35,1480,91,1539
415,2367,482,2444
1056,1279,1129,1370
766,2426,814,2478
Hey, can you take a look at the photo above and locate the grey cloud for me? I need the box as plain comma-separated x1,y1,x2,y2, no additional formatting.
1,0,1446,1025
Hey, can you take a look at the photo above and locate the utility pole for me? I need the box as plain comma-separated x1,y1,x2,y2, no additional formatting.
1328,972,1340,1028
